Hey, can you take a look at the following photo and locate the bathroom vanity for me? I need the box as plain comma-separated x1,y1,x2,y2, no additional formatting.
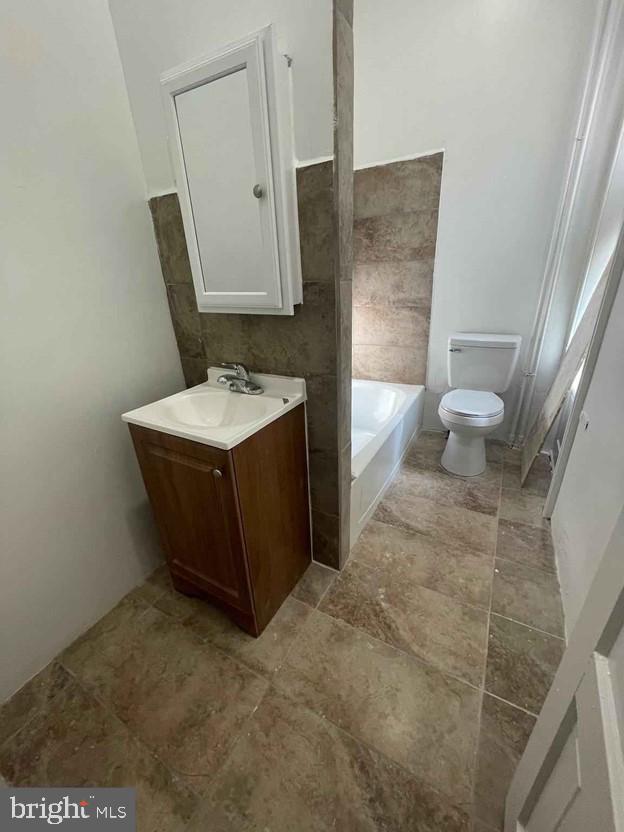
123,370,311,636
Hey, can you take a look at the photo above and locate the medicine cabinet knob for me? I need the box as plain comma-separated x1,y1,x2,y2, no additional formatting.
252,184,264,199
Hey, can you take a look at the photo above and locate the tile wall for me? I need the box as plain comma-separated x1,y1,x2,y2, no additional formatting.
352,153,442,385
149,3,354,567
149,166,344,565
333,0,354,563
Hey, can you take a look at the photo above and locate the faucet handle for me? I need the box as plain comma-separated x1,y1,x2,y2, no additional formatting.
219,362,250,380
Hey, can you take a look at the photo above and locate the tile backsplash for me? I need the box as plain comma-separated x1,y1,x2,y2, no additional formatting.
149,161,345,568
352,153,442,385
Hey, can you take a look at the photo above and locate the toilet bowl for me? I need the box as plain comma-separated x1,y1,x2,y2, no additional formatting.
438,388,504,476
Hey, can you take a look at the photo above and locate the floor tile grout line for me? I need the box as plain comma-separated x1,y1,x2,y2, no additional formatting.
341,545,495,615
0,662,69,757
313,569,338,610
468,685,487,823
142,588,282,686
493,552,557,577
384,471,502,520
482,688,541,720
138,568,322,686
268,598,318,678
371,502,499,570
59,596,275,797
0,590,163,762
179,685,277,832
137,505,485,812
264,679,475,817
488,610,565,642
0,590,164,762
2,438,557,818
310,604,484,695
361,514,496,562
58,648,271,801
55,659,212,801
348,550,494,614
473,816,503,832
470,448,505,819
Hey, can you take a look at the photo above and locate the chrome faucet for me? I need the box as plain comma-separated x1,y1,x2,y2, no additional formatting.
217,363,264,395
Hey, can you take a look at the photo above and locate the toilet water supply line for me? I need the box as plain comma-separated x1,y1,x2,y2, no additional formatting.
509,0,615,447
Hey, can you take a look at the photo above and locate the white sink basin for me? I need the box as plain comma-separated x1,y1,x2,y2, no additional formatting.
162,388,280,429
122,368,306,450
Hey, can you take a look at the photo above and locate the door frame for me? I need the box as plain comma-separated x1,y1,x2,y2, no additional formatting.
543,214,624,518
505,507,624,829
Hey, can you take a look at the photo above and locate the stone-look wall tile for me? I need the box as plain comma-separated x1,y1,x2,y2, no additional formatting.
309,450,339,517
305,374,338,453
296,162,335,283
353,305,430,348
149,159,346,569
180,358,209,388
338,279,352,448
199,281,336,377
351,155,441,385
353,260,434,307
148,193,193,285
353,343,428,385
354,154,443,219
333,4,354,568
311,510,340,571
333,10,354,289
354,211,438,263
166,284,203,358
335,0,353,26
339,439,352,555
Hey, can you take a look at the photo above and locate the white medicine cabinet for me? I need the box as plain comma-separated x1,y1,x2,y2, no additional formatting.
161,26,302,315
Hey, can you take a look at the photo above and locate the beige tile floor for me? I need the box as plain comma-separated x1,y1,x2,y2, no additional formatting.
0,432,564,832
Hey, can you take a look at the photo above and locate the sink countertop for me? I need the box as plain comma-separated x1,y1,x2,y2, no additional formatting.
122,367,306,450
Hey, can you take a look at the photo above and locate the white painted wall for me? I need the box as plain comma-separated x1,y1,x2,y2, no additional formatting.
552,274,624,630
108,0,333,196
0,0,184,700
354,0,598,435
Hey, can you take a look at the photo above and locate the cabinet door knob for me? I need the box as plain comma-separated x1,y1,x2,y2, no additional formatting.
252,184,263,199
212,468,223,479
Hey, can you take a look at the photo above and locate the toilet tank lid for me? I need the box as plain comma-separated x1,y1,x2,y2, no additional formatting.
449,332,522,349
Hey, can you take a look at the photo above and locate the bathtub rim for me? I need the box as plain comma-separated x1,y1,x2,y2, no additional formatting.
351,378,425,479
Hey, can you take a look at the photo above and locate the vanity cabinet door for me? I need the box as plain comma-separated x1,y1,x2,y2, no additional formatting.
129,426,253,619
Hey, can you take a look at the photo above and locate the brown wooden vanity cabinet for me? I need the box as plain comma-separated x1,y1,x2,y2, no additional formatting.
129,404,311,636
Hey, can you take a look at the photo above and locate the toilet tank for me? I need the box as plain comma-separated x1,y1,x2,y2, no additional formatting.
447,333,521,392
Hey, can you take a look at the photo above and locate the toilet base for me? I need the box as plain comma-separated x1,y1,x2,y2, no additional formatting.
441,431,486,477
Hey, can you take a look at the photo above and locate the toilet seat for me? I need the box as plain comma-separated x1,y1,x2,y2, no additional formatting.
440,389,504,418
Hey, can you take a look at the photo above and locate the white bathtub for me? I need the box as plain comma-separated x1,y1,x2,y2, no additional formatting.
350,378,424,546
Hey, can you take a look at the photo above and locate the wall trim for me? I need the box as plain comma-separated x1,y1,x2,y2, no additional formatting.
147,187,178,200
354,147,445,171
295,154,334,168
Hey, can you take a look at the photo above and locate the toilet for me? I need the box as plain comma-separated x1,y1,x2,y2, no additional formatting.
438,333,521,477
